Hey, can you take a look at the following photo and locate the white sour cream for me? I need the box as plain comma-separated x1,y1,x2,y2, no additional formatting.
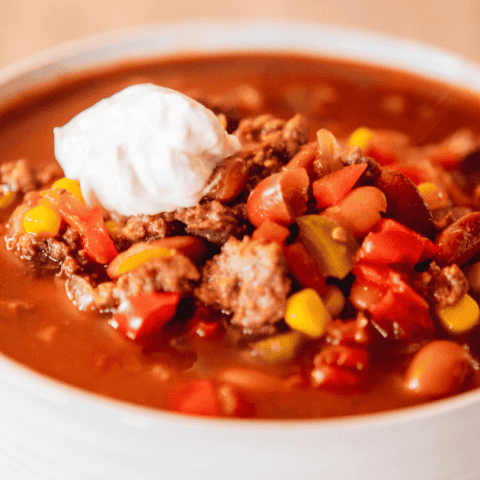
54,84,241,216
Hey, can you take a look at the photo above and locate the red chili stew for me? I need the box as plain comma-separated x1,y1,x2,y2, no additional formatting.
1,53,480,419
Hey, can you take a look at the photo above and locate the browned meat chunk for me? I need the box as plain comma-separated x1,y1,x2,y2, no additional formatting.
236,114,309,190
174,200,248,245
121,212,180,243
0,158,38,193
415,262,468,309
112,254,200,302
36,163,63,186
237,113,308,159
5,204,81,268
66,275,116,312
66,254,199,313
196,237,291,333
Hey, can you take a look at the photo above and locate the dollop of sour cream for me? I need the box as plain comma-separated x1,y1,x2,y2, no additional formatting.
54,84,241,216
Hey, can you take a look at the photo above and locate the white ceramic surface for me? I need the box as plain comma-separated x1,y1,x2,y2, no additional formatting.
0,20,480,480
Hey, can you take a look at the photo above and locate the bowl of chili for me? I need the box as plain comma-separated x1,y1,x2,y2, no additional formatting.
0,20,480,480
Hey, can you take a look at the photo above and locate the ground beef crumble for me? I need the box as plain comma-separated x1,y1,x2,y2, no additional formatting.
120,211,181,243
415,261,469,309
235,113,309,192
174,200,248,245
66,254,200,313
0,159,38,194
196,236,291,333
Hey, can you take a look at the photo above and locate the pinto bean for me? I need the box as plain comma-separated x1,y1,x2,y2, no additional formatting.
434,212,480,267
322,186,387,238
404,340,474,398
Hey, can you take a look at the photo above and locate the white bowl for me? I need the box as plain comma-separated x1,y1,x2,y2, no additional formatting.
1,20,480,480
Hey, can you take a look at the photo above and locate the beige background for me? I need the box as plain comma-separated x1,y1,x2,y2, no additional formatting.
0,0,479,69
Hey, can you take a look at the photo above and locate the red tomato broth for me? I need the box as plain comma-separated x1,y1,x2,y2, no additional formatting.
1,53,480,419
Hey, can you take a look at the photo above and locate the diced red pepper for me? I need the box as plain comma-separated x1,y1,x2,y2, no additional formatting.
252,220,290,244
42,190,118,264
247,168,309,227
312,163,367,209
168,379,221,417
283,241,328,296
356,218,441,267
111,291,181,341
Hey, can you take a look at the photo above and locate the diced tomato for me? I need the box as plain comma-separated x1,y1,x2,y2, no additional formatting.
252,220,290,244
356,218,441,267
283,142,318,179
246,168,309,227
42,189,118,264
168,379,221,417
312,163,367,209
386,163,432,185
111,291,181,341
283,241,328,296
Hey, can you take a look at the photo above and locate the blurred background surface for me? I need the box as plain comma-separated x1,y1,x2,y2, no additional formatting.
0,0,479,69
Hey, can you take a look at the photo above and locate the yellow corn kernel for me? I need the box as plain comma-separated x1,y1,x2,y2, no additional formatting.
285,288,331,338
349,127,373,150
105,220,121,237
439,294,480,333
23,205,61,237
0,191,16,208
250,331,302,363
417,182,449,210
113,247,174,277
51,178,85,202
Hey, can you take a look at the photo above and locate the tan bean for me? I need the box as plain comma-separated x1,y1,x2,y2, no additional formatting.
404,340,474,398
349,281,384,311
322,186,387,238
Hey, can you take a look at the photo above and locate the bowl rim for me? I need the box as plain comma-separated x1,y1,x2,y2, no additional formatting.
1,19,480,431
